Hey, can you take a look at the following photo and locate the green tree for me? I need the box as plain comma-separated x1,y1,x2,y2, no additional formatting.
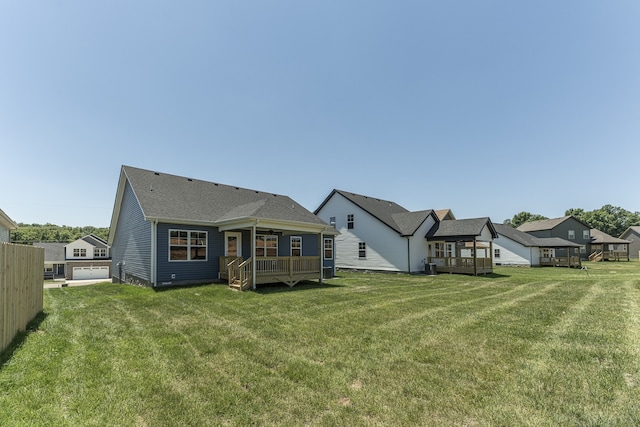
565,205,640,237
504,212,548,228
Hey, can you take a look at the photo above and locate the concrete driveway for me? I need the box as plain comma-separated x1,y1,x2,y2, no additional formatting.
44,278,113,289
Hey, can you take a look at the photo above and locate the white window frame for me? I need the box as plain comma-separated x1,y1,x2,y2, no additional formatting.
290,236,302,257
583,230,590,240
256,235,278,257
169,229,208,262
494,248,501,259
358,242,366,258
580,245,586,254
73,248,87,257
347,214,354,229
568,230,575,240
324,238,333,260
94,248,107,258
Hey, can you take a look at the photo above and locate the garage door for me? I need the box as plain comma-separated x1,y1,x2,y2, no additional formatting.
72,266,109,280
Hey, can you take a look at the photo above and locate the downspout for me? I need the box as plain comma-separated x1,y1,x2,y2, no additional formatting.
406,237,411,273
252,222,257,290
319,231,324,284
151,220,158,287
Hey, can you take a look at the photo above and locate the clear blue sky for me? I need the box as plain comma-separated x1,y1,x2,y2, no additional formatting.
2,1,639,227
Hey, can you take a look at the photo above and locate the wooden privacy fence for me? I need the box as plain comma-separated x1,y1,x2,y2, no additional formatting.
1,243,44,354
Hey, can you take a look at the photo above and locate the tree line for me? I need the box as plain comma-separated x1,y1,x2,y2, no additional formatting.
504,205,640,237
11,223,110,245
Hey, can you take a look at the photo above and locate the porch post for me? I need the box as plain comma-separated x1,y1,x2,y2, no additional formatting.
252,223,257,290
319,232,324,284
473,238,478,276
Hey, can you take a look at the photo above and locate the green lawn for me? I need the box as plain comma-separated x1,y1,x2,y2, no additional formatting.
1,262,639,426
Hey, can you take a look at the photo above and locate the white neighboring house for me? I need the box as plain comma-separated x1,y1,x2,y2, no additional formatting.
314,189,497,275
314,189,438,273
0,208,18,243
493,223,581,267
64,234,112,280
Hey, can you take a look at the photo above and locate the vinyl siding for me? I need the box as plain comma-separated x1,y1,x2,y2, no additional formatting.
111,180,152,285
493,235,535,266
621,229,640,259
316,192,410,272
156,223,223,286
0,225,9,243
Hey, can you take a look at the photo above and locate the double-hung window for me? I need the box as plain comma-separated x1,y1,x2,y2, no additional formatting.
583,230,590,240
290,236,302,256
347,214,354,229
568,230,575,240
256,235,278,257
170,230,207,261
73,248,87,257
358,242,366,258
324,238,333,260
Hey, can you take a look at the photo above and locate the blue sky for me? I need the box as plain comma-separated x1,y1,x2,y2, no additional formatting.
2,1,639,227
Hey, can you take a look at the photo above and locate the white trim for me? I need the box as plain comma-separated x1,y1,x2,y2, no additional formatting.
168,229,208,262
225,231,242,257
290,236,302,256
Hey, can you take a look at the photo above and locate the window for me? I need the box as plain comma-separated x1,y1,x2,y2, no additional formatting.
256,235,278,257
329,216,336,227
580,245,586,254
290,236,302,256
583,230,590,240
568,230,575,240
541,248,554,258
434,242,445,258
170,229,207,261
358,242,366,258
73,248,87,257
324,238,333,260
94,248,107,258
494,249,501,259
347,214,354,229
446,243,454,258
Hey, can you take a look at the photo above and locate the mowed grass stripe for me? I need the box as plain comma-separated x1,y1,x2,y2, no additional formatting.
2,265,639,426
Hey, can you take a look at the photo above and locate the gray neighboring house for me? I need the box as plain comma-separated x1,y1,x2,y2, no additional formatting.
517,216,593,260
0,208,18,243
33,242,67,279
108,165,337,289
493,223,582,267
619,226,640,260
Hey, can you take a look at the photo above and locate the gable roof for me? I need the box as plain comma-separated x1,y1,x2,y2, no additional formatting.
494,224,581,248
0,208,18,230
435,209,456,221
590,228,631,245
110,166,334,241
315,189,437,236
620,226,640,239
426,218,498,240
517,216,591,232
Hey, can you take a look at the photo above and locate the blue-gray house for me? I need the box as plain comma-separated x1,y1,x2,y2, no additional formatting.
108,166,337,289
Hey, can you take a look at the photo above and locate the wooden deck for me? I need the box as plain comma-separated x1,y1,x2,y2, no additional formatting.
540,256,582,268
589,250,629,262
428,257,493,275
220,256,322,290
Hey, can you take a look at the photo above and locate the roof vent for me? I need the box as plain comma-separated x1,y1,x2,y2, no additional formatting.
154,172,160,176
187,178,193,182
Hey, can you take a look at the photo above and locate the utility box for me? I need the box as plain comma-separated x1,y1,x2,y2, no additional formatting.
425,263,437,276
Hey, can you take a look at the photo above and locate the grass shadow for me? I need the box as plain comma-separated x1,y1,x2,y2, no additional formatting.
0,311,48,370
255,280,345,295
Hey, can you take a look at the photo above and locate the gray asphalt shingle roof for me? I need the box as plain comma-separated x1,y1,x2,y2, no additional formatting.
494,223,581,248
122,165,329,227
426,217,498,240
318,190,436,236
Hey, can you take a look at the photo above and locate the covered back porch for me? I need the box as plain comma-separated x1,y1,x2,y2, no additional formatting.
427,240,494,275
216,217,337,291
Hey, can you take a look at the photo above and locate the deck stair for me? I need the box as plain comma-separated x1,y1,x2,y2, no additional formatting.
589,251,603,262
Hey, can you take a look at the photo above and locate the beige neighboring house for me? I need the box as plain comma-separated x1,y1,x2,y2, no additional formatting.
64,234,112,280
0,208,18,243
